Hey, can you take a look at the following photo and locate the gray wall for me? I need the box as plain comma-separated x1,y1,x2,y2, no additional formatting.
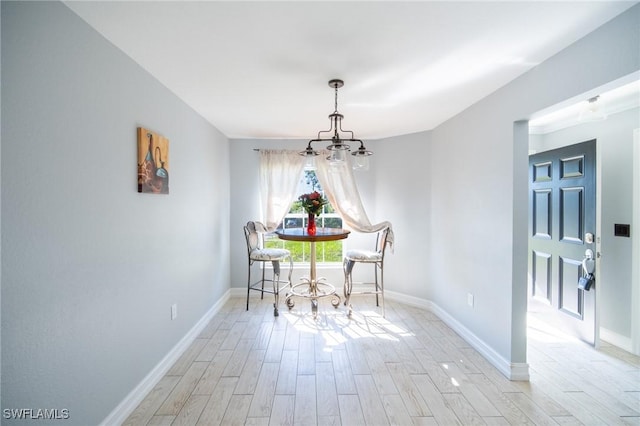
228,131,431,313
227,5,640,371
368,132,432,300
1,2,230,424
0,1,3,411
2,1,637,422
530,107,639,339
427,5,639,364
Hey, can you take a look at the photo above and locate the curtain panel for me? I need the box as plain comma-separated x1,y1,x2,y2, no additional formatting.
315,151,392,234
259,149,305,232
259,149,392,239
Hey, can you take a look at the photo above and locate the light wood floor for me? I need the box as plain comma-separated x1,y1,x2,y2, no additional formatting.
124,295,640,425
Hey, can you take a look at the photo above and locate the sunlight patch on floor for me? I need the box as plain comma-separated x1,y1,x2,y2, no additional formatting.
281,300,409,347
527,311,582,344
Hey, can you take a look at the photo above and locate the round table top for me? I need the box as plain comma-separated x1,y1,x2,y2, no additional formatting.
275,228,351,242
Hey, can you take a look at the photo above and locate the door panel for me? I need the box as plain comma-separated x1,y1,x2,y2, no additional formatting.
532,251,552,303
533,190,552,239
559,187,583,243
560,155,584,178
559,257,583,319
534,161,552,182
528,140,596,344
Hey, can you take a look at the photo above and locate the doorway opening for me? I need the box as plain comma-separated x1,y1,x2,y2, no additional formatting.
527,140,597,345
526,74,640,355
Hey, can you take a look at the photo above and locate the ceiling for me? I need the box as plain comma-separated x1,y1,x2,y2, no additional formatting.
530,77,640,134
64,1,636,140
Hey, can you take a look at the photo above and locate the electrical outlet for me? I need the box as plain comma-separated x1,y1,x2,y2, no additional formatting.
171,304,178,320
467,293,474,307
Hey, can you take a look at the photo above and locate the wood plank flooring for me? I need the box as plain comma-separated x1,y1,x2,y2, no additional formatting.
124,296,640,425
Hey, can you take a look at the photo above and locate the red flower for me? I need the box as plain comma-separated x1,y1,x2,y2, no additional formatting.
298,191,328,215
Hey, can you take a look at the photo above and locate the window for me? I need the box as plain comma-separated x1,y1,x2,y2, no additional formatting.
264,170,344,264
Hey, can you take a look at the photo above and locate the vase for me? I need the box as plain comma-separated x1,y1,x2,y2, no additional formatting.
307,213,317,236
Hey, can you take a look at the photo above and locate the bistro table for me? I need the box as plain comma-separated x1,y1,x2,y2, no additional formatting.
275,227,350,316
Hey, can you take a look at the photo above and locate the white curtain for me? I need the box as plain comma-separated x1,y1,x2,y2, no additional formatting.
259,149,305,232
315,151,391,234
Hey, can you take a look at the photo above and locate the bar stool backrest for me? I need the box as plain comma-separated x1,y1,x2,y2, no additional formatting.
377,226,393,258
244,221,268,254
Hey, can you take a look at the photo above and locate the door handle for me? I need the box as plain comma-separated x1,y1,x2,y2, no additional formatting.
583,249,595,274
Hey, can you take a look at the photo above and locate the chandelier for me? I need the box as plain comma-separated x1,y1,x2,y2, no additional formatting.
299,79,373,170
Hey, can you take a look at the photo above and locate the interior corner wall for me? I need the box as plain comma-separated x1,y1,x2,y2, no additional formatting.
1,2,230,424
0,0,3,411
368,132,432,300
530,107,640,341
428,4,639,365
229,139,296,290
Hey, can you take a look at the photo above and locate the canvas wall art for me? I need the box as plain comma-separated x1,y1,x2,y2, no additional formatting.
137,127,169,194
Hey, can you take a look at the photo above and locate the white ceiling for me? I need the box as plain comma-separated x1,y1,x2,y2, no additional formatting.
64,1,636,140
530,77,640,134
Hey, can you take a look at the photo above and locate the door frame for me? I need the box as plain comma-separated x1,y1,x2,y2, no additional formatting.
519,72,640,366
632,128,640,355
595,138,602,349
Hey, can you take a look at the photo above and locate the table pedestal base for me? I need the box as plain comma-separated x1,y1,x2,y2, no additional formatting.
275,228,350,318
285,278,341,317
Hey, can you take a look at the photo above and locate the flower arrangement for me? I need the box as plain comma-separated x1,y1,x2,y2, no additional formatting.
298,191,328,216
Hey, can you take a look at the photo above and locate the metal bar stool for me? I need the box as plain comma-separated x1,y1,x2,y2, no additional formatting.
244,221,293,316
343,226,393,317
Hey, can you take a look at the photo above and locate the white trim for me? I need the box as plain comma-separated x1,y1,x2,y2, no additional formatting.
595,137,602,349
385,290,530,381
600,327,633,353
230,287,246,298
100,289,231,426
632,128,640,355
384,290,430,310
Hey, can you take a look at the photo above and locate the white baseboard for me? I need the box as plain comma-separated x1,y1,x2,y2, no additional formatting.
385,290,530,381
385,290,431,310
600,327,633,353
100,289,231,426
230,287,245,297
